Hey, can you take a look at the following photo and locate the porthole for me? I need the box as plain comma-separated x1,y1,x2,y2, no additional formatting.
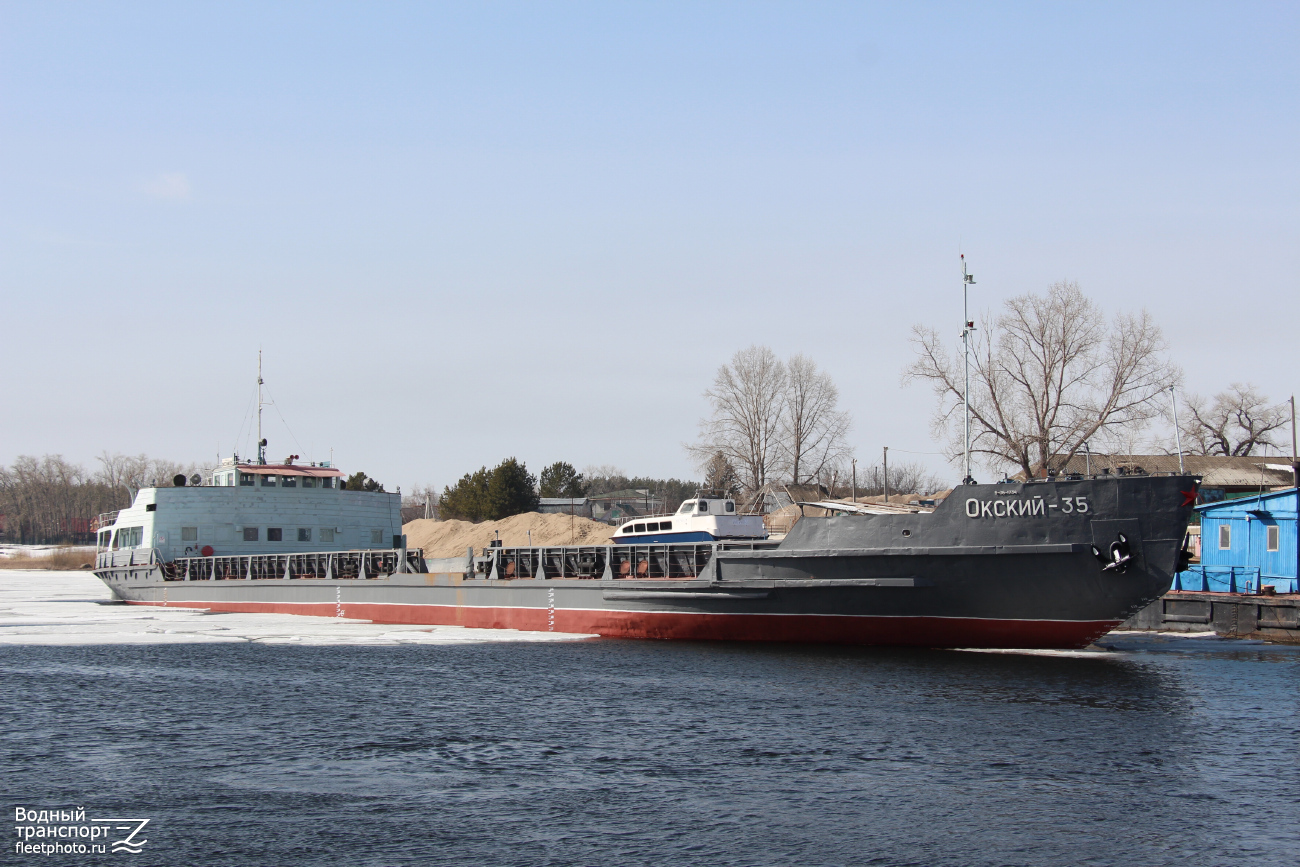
902,529,911,537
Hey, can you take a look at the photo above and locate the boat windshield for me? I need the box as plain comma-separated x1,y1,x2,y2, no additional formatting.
677,501,695,514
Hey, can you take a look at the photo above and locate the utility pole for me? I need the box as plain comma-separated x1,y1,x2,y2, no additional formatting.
1083,441,1091,476
851,458,857,503
883,447,889,503
1170,386,1184,474
961,255,976,485
1290,395,1297,488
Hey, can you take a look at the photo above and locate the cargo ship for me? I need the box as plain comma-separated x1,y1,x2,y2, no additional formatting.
94,462,1199,649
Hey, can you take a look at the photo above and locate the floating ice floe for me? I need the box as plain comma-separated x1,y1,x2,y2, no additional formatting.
0,570,596,646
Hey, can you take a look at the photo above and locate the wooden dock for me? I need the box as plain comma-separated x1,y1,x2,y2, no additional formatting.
1122,591,1300,643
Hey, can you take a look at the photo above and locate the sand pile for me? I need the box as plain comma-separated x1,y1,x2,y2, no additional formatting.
403,513,616,559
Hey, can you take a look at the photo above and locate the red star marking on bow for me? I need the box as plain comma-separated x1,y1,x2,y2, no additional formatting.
1180,489,1197,507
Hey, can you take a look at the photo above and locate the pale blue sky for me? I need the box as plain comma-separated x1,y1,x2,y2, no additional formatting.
2,2,1297,490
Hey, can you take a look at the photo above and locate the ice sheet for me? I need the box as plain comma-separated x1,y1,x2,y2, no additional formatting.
0,544,96,559
0,570,597,646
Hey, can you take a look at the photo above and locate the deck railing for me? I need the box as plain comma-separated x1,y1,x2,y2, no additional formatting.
91,511,119,533
162,549,427,582
476,540,779,581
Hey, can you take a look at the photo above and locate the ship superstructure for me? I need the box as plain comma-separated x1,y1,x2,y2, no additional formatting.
94,456,408,582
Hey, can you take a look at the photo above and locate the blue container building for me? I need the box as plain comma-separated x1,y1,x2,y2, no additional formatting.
1174,488,1298,594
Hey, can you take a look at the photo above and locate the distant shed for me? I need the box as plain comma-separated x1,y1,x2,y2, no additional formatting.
538,497,592,519
1174,488,1298,594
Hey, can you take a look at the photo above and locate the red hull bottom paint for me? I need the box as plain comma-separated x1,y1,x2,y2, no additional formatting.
127,600,1119,649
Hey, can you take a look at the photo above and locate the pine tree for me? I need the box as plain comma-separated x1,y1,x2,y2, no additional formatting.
539,462,585,498
487,458,539,519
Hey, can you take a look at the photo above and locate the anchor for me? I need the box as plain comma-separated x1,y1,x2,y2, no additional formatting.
1091,532,1133,573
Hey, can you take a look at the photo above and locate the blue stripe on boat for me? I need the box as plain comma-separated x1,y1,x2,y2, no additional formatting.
612,531,716,544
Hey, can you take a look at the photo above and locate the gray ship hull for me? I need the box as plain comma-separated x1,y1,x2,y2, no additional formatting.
96,475,1198,648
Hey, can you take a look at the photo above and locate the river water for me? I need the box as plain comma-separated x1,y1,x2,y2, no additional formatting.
3,572,1298,866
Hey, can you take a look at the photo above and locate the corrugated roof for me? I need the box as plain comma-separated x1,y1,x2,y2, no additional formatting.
236,464,344,478
1195,487,1298,512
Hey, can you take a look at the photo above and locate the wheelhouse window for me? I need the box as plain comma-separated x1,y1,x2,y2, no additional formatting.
112,526,143,549
281,476,297,488
370,529,383,545
321,478,334,489
678,501,695,514
261,475,276,487
725,501,735,513
181,527,198,542
698,502,708,513
239,473,254,486
320,529,335,543
1267,525,1279,552
243,527,259,542
301,477,316,488
298,528,311,542
267,528,283,542
1219,524,1231,549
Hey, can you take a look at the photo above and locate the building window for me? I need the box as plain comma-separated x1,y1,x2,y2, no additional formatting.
370,529,383,545
321,528,335,543
1267,525,1279,552
1219,524,1231,550
243,527,259,542
268,528,283,542
281,476,297,488
298,528,311,542
240,473,254,486
181,527,198,542
261,475,276,487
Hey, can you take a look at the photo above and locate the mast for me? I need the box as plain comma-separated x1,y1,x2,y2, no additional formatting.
961,255,976,484
1170,385,1184,474
257,351,266,465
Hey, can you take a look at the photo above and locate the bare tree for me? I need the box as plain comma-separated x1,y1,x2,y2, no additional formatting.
96,451,150,496
782,354,852,484
403,483,441,520
688,345,788,491
906,280,1180,479
1181,384,1288,456
855,461,945,497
